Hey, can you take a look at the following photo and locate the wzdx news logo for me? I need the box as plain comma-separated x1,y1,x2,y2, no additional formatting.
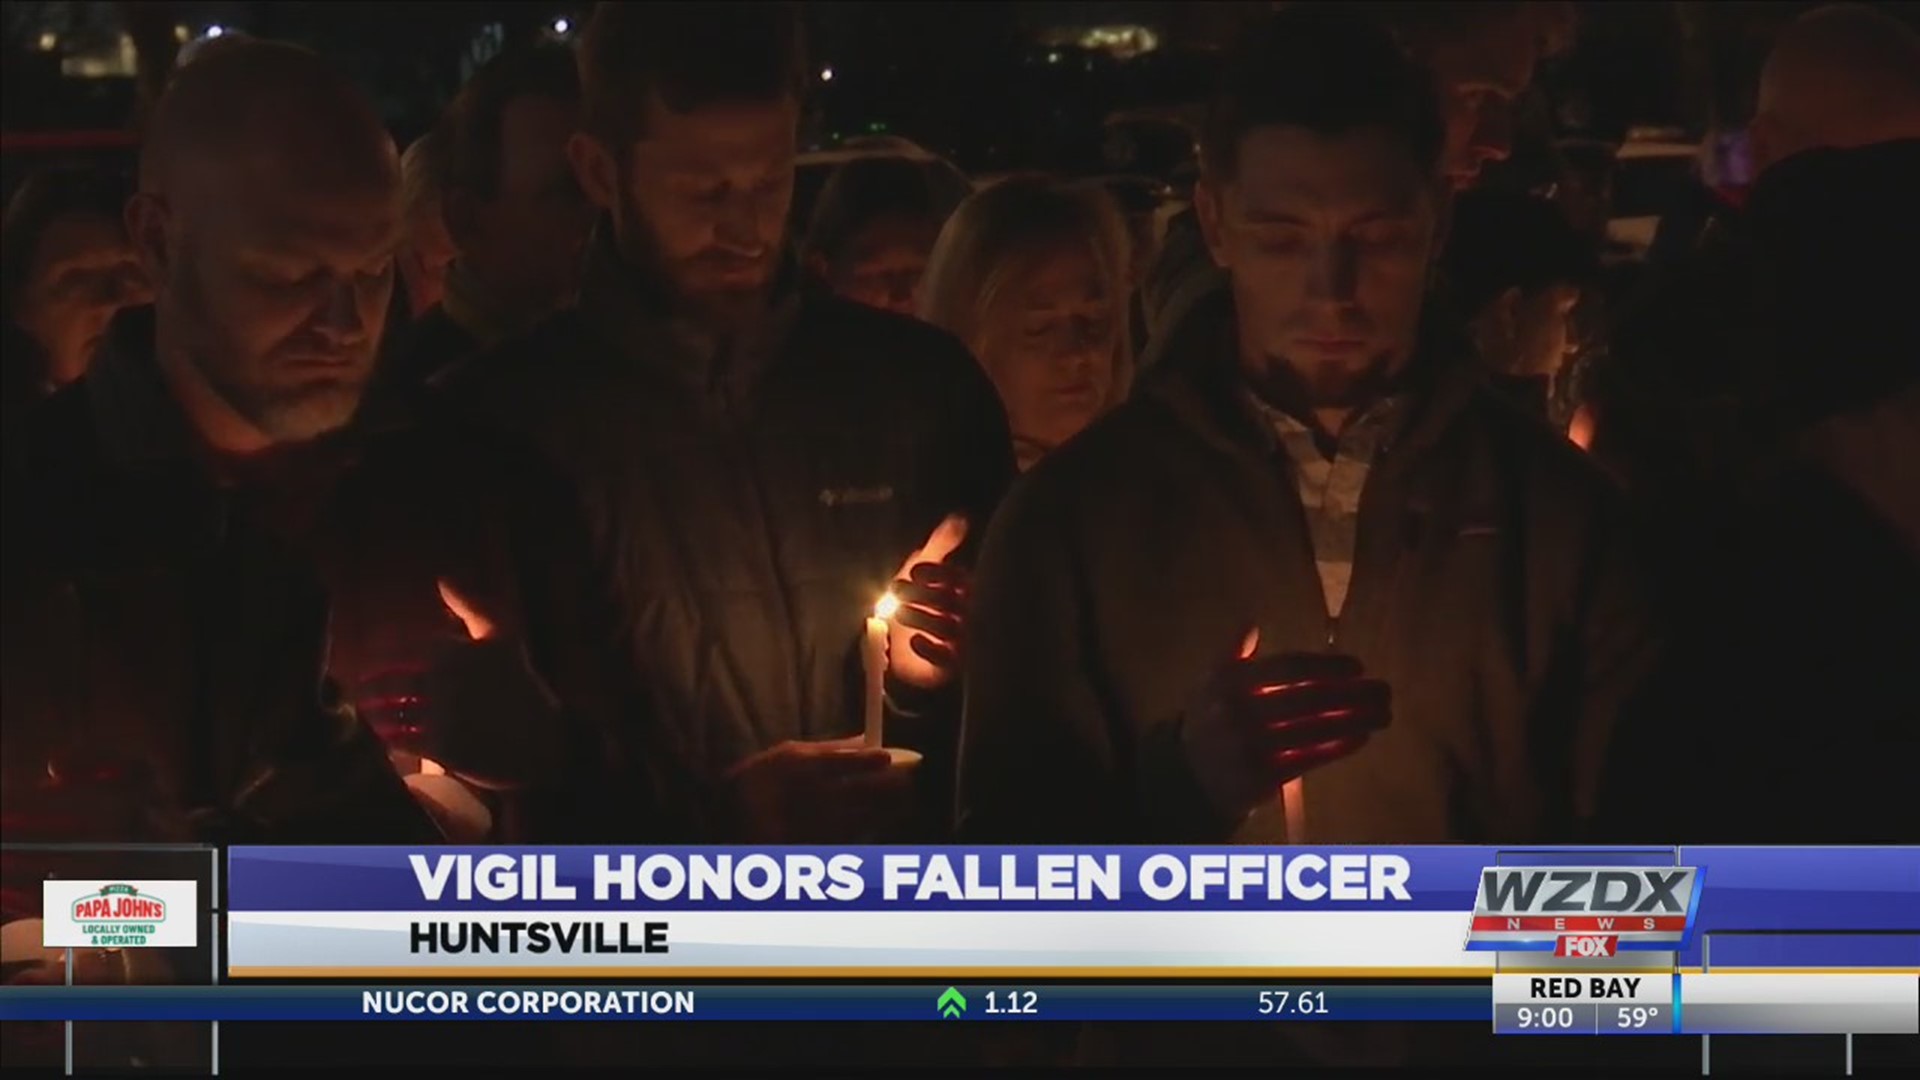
1464,866,1700,955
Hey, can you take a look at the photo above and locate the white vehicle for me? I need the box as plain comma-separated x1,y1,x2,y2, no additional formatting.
1605,138,1702,259
791,136,972,233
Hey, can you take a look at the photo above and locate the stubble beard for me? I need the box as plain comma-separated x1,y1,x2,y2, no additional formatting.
173,254,367,447
611,195,772,336
1250,349,1399,416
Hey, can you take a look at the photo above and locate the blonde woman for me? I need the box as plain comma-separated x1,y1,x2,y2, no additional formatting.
919,176,1133,471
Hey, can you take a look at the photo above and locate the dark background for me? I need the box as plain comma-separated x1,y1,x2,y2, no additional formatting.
6,1,1920,185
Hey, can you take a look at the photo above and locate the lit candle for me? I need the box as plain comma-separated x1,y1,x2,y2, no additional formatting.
863,592,900,748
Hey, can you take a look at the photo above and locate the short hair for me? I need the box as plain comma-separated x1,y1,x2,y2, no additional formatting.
578,1,806,147
442,44,580,200
1441,190,1598,315
918,175,1134,405
2,167,134,317
141,38,392,195
803,158,960,268
1763,3,1920,108
1202,6,1445,181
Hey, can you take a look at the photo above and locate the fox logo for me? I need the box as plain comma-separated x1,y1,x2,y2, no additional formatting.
1556,935,1618,958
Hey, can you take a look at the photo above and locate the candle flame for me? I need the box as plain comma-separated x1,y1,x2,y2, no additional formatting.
873,591,901,620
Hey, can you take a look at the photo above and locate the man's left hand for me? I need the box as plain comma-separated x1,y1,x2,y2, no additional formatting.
888,514,969,690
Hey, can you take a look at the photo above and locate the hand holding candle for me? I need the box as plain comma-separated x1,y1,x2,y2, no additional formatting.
886,514,971,690
361,578,566,799
1180,626,1391,839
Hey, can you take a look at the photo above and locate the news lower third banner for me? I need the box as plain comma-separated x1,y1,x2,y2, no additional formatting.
221,846,1920,979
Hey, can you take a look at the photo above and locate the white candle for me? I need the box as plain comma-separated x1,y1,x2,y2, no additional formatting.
862,592,899,748
1283,777,1306,842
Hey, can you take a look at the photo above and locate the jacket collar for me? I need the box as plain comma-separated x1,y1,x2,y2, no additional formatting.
439,261,519,353
1143,288,1483,468
84,305,406,475
574,219,803,400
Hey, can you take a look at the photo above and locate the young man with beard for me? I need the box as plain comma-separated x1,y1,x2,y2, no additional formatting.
959,7,1656,854
442,3,1015,844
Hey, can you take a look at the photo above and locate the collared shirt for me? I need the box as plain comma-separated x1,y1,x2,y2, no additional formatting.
1246,392,1402,619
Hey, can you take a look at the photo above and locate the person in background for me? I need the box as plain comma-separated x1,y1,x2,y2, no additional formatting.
918,176,1132,471
4,39,656,853
1598,3,1920,845
801,155,957,317
1440,189,1597,425
443,2,1014,847
1084,176,1165,357
1140,1,1576,372
394,128,455,325
396,44,595,387
1587,3,1920,493
2,168,150,426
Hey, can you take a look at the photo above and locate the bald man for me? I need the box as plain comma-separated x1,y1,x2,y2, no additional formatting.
4,40,673,854
1749,2,1920,174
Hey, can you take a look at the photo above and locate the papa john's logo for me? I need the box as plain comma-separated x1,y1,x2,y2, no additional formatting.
72,884,168,927
42,879,197,949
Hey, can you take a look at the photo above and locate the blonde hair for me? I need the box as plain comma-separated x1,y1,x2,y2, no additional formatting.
400,128,449,227
918,175,1134,412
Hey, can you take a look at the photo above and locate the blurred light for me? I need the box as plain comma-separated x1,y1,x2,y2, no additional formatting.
1076,25,1160,60
552,17,570,34
173,24,189,42
206,25,226,39
819,66,834,82
38,32,58,51
1047,51,1061,64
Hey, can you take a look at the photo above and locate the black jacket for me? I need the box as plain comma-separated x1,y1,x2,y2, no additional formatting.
379,302,481,396
959,300,1659,844
442,235,1016,830
3,314,657,844
1598,140,1920,844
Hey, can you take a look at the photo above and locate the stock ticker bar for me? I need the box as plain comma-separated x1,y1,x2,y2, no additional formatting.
1,983,1486,1023
4,978,1917,1032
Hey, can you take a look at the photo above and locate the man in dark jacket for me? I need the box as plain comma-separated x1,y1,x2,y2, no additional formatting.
442,3,1015,843
385,44,594,390
960,7,1656,851
3,39,651,849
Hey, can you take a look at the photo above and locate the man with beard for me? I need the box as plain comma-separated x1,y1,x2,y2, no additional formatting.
3,39,653,852
959,7,1656,856
443,3,1014,845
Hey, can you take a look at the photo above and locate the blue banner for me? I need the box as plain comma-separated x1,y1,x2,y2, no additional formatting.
226,845,1920,946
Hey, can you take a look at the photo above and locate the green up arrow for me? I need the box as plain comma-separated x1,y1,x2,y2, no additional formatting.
937,987,967,1018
